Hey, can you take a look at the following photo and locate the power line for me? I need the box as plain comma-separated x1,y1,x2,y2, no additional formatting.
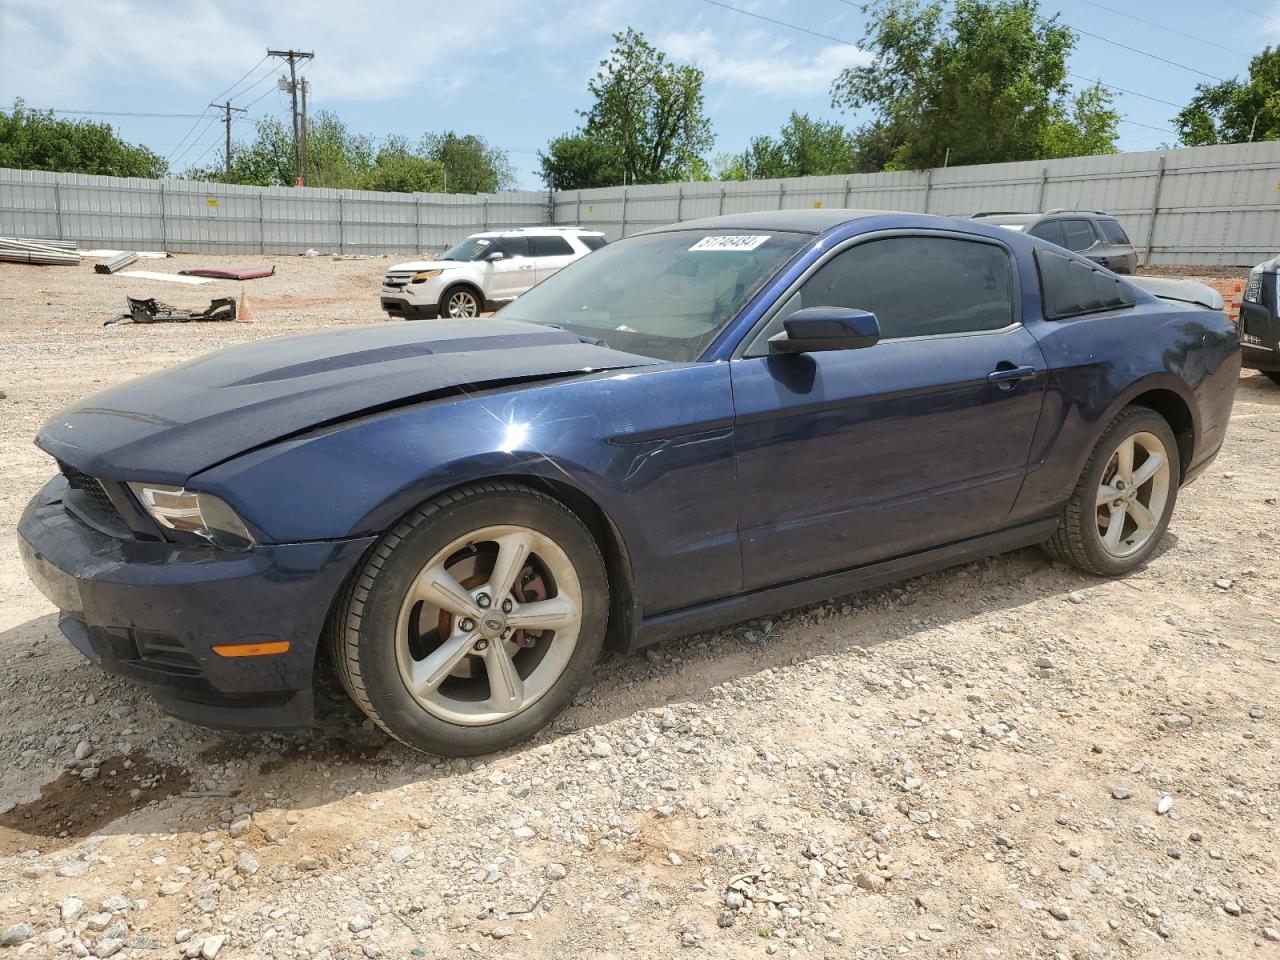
210,54,271,104
1061,21,1226,82
1069,0,1249,57
696,0,869,48
34,108,210,119
698,0,1194,113
1219,0,1280,28
1067,74,1185,110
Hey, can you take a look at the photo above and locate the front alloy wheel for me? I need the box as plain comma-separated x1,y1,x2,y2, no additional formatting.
443,287,480,318
395,525,582,725
328,482,608,756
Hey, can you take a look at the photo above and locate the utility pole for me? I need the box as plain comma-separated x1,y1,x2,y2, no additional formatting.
268,48,314,185
300,78,310,186
210,101,247,183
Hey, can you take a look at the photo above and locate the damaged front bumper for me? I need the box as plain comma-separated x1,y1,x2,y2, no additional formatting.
17,476,376,730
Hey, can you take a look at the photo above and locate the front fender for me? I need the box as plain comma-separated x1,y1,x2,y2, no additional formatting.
192,363,741,616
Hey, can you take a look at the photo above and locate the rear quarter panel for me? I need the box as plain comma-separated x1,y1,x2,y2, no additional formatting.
1011,300,1240,524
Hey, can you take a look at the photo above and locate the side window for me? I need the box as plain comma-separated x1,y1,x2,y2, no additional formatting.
1036,249,1137,319
530,235,575,257
1028,221,1066,247
1060,219,1098,252
497,236,529,258
749,236,1014,352
580,235,607,251
1097,219,1132,245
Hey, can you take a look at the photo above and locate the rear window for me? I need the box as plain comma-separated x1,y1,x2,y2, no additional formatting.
580,235,607,251
1096,219,1132,245
1028,221,1066,246
1036,249,1137,319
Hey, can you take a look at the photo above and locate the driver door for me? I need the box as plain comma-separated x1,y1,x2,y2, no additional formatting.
730,233,1048,590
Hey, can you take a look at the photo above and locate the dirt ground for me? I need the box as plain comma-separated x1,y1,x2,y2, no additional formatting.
0,253,1277,960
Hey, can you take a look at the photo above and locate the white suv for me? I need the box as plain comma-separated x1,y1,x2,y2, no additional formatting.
381,227,607,320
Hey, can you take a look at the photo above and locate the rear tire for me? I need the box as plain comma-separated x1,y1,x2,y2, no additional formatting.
1042,407,1180,576
327,482,608,756
1264,371,1280,387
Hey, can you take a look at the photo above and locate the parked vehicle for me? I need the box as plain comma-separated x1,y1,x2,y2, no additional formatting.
19,210,1239,756
971,209,1138,274
380,227,607,320
1239,254,1280,385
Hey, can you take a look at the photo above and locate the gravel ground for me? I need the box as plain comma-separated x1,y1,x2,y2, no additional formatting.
1,254,1278,960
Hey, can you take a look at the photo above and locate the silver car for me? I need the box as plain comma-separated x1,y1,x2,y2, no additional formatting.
971,210,1138,274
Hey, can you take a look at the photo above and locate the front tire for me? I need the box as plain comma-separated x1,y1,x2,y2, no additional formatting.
1264,371,1280,387
328,482,608,756
1042,406,1180,576
440,285,481,319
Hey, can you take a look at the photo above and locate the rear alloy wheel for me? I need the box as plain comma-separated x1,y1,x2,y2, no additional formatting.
442,286,481,319
329,483,608,756
1043,407,1180,576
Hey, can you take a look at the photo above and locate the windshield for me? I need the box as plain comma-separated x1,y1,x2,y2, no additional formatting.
439,235,495,261
498,229,810,361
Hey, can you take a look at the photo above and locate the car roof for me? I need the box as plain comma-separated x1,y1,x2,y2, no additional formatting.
971,213,1042,226
467,227,606,239
640,209,891,236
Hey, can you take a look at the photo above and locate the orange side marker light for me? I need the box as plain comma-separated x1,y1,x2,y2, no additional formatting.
212,641,291,658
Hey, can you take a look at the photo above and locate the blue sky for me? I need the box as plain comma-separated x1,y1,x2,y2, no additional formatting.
1,0,1276,188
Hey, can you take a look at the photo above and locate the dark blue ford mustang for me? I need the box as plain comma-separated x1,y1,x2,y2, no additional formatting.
19,211,1240,755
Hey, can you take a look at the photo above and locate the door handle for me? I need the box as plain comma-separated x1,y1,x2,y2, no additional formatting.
987,364,1037,386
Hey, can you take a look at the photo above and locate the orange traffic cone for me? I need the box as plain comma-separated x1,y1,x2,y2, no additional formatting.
238,286,254,323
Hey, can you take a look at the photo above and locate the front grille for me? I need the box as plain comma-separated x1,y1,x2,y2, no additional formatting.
58,462,127,533
383,272,414,289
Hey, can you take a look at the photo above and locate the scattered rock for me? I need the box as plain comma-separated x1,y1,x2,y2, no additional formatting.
1157,795,1174,815
1112,786,1132,800
1,924,34,947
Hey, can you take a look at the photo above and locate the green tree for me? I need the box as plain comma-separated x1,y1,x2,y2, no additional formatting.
364,137,446,193
831,0,1118,170
538,133,624,190
421,132,515,193
1042,84,1119,158
723,112,859,180
1175,46,1280,145
0,100,167,177
544,28,713,189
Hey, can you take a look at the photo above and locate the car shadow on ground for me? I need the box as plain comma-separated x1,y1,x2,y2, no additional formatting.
0,537,1175,851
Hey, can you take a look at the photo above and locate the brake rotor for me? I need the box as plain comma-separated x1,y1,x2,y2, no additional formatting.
430,558,550,680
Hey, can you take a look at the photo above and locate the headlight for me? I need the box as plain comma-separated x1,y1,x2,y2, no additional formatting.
128,483,254,549
412,270,442,283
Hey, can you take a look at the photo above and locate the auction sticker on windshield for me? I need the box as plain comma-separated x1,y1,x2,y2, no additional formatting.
690,235,770,252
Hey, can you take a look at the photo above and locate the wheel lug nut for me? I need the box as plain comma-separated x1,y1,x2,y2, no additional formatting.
501,599,513,613
474,638,489,650
459,618,475,632
477,593,491,608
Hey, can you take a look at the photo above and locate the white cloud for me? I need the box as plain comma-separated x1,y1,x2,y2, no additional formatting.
0,0,615,106
659,28,872,97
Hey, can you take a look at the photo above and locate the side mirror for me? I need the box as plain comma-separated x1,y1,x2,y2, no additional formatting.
485,250,506,262
769,307,881,354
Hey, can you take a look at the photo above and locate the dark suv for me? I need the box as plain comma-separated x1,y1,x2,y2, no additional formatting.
970,210,1138,274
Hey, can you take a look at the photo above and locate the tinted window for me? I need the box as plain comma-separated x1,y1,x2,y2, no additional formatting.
1037,249,1138,319
1096,219,1131,245
772,236,1015,342
1060,219,1097,252
495,236,529,258
530,235,575,257
1028,221,1066,246
580,235,607,251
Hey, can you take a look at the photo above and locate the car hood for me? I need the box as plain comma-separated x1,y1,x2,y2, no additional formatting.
38,319,659,485
388,259,469,273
